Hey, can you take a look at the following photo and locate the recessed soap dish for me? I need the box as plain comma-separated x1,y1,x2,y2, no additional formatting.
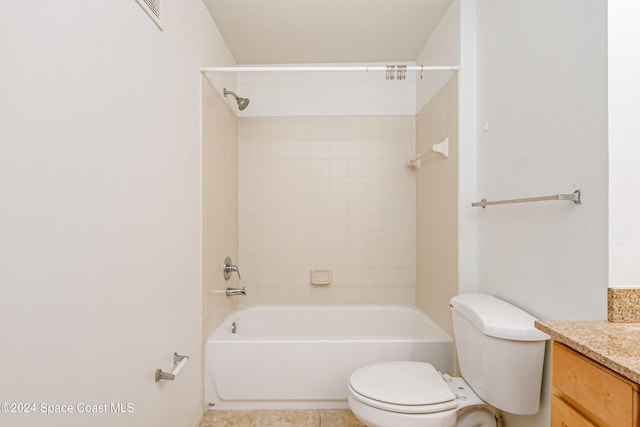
310,269,332,286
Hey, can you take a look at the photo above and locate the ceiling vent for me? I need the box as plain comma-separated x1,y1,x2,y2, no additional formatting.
135,0,162,30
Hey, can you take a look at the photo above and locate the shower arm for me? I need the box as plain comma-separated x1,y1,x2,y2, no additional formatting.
223,88,249,110
223,88,240,100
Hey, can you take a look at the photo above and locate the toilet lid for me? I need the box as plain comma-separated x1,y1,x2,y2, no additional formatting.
349,361,457,409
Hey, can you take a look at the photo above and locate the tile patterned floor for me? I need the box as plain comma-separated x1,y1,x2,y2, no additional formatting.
199,409,366,427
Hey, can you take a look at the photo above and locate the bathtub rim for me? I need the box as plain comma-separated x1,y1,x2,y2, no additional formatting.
207,303,453,342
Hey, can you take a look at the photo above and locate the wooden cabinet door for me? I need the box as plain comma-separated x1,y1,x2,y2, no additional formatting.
551,395,597,427
552,341,639,427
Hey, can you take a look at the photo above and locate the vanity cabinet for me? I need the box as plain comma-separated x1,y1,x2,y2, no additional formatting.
551,341,640,427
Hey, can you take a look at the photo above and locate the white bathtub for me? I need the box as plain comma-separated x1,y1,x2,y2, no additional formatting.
205,305,454,410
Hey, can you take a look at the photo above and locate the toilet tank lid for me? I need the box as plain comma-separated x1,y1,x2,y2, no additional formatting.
450,293,550,341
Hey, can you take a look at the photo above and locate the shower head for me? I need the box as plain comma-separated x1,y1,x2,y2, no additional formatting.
223,88,250,111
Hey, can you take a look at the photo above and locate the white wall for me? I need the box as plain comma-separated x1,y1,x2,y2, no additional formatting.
471,1,607,425
237,64,416,116
609,1,640,287
415,0,460,111
458,0,478,294
0,2,234,426
473,0,608,318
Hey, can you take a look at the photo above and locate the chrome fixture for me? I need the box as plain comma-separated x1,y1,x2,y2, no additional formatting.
223,256,241,280
223,88,250,111
226,287,246,297
472,190,581,208
231,322,237,334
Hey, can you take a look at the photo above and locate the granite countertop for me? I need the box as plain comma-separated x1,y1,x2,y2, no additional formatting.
535,320,640,384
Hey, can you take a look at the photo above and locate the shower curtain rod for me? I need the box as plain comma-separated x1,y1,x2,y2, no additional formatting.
200,65,460,73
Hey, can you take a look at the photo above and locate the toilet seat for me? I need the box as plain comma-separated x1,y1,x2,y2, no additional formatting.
348,361,458,414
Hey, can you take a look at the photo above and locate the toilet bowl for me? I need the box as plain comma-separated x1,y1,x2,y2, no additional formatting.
347,293,549,427
348,361,495,427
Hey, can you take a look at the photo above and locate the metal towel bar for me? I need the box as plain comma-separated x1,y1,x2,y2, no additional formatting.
155,353,189,382
472,190,581,208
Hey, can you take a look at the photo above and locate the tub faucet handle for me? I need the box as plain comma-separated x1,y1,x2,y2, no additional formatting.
223,256,241,281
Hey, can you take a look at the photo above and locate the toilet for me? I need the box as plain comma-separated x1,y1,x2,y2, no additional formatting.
348,293,550,427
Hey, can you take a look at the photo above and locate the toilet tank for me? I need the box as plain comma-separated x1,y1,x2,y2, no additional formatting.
450,293,549,415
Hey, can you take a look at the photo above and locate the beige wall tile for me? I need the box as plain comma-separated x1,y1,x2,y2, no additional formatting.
202,80,240,340
239,116,416,305
415,75,459,335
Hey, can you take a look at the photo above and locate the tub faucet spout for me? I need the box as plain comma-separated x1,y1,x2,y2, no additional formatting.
226,287,246,297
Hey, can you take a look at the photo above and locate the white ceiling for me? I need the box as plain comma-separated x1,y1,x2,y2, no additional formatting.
202,0,454,64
